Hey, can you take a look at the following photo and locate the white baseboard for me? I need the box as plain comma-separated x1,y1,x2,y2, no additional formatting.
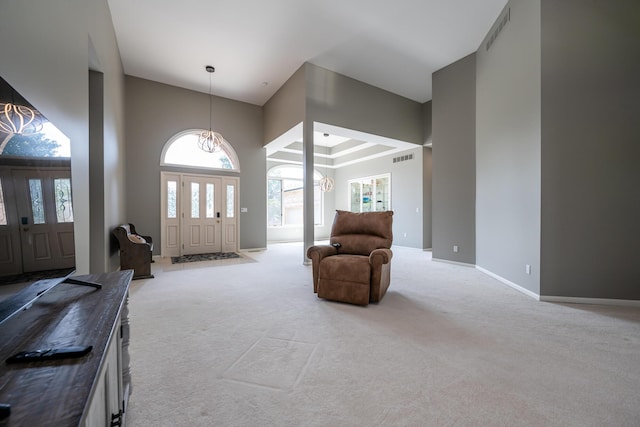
475,265,541,301
540,296,640,307
432,257,475,268
240,247,267,253
475,265,640,307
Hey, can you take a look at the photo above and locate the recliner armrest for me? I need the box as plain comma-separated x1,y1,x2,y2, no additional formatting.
307,245,337,260
369,248,392,266
306,245,338,293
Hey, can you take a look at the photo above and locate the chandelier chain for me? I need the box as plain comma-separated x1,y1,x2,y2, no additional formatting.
198,65,223,153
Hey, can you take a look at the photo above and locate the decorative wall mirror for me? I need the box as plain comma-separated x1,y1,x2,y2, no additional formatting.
0,76,75,286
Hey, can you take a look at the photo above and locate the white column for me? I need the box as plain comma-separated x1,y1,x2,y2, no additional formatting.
302,118,314,264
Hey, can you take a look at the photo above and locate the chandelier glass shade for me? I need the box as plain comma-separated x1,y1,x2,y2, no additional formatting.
319,176,335,192
198,130,224,153
0,102,43,135
319,132,334,192
199,65,224,153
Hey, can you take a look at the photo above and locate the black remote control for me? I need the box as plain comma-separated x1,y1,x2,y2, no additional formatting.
6,345,92,364
0,403,10,420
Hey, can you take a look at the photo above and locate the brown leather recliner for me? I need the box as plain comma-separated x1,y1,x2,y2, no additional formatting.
307,210,393,305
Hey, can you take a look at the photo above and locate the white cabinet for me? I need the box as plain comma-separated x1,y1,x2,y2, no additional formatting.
349,173,391,212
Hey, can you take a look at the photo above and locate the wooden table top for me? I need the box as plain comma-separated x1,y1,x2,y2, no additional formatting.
0,270,132,426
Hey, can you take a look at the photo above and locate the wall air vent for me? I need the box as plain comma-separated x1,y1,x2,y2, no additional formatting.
393,153,413,163
486,7,510,51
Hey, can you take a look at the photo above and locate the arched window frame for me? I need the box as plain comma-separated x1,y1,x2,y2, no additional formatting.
160,129,240,172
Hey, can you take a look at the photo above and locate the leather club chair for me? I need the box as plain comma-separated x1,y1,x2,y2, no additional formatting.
307,210,393,306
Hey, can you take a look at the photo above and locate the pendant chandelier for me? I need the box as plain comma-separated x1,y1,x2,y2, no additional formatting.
0,102,43,135
198,65,224,153
319,133,335,192
319,175,335,192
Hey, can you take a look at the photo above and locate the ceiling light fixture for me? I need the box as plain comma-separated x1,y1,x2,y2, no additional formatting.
198,65,224,153
319,133,335,192
0,102,43,135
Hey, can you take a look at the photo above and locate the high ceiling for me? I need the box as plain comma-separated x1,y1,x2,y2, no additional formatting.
107,0,507,106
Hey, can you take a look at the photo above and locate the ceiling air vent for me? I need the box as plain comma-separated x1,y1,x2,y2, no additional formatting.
486,7,510,51
393,153,413,163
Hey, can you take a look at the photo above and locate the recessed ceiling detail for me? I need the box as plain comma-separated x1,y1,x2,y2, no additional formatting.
266,123,420,169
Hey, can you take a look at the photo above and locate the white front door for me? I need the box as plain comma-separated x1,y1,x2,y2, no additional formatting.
182,175,222,255
161,172,239,257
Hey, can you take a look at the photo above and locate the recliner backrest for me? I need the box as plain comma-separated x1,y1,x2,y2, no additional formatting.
329,210,393,255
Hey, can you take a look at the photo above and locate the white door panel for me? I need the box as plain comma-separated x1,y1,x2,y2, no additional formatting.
182,176,221,255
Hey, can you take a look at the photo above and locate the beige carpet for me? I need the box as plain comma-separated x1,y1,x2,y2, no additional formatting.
125,243,640,426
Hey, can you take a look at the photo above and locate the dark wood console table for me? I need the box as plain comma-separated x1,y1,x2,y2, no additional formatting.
0,270,133,426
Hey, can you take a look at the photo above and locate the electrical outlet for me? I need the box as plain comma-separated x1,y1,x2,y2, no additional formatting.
525,264,531,275
453,245,459,253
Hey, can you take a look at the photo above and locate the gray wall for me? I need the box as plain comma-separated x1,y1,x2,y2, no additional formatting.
422,101,433,249
540,0,640,299
89,70,106,272
422,147,433,249
125,77,265,252
475,0,541,293
263,65,306,145
333,146,424,249
305,64,424,146
432,54,477,264
0,0,126,274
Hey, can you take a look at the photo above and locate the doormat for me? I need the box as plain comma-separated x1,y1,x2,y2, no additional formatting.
171,252,240,264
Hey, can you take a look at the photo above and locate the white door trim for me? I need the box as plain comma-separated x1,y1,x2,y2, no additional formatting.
160,172,239,258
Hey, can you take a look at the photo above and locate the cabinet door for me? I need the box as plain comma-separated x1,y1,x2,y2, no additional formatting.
105,332,122,424
81,329,122,427
82,372,107,427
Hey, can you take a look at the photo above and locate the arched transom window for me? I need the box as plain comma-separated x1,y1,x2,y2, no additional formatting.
161,129,240,171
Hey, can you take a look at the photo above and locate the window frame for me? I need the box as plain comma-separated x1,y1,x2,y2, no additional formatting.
160,129,240,172
267,165,324,228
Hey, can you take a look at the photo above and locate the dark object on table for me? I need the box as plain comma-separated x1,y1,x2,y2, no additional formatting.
6,345,92,364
